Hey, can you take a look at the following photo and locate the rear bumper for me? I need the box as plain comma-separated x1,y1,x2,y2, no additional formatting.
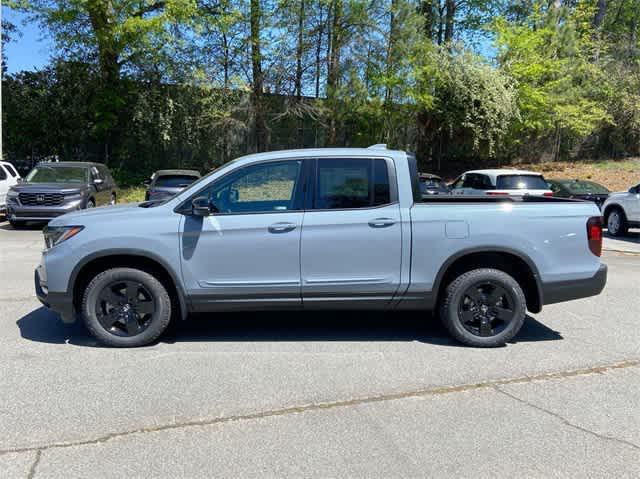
541,264,608,305
35,268,76,323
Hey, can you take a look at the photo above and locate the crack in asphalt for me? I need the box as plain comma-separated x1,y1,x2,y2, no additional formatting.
26,450,41,479
494,386,640,452
1,358,638,463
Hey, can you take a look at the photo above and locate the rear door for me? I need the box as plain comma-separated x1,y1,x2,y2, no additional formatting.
300,157,402,308
90,166,109,205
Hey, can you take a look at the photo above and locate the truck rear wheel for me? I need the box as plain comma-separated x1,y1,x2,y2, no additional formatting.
82,267,172,347
439,268,526,347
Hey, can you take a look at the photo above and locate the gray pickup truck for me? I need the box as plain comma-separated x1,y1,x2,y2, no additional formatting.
35,146,607,347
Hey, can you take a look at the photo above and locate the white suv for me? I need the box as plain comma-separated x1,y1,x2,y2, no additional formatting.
0,161,21,216
602,183,640,236
449,169,552,197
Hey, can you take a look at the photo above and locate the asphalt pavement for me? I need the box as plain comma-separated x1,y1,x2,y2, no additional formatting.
0,221,639,478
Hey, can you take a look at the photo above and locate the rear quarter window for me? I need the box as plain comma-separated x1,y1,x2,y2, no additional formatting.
496,175,548,190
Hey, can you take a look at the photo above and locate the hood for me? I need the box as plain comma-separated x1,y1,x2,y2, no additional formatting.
608,190,631,198
10,182,85,194
48,203,144,226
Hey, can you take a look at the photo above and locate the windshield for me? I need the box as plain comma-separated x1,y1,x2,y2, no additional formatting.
420,178,445,189
26,166,87,184
154,175,199,188
560,180,609,195
496,175,548,190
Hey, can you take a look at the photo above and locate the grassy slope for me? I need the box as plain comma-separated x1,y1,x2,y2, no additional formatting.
519,158,640,192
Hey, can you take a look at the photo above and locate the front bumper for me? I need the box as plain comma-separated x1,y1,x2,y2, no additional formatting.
35,267,76,323
8,198,83,221
541,264,608,305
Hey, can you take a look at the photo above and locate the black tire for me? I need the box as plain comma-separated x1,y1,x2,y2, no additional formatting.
110,193,117,205
605,207,628,237
9,220,26,229
86,199,95,209
439,268,526,347
82,267,172,347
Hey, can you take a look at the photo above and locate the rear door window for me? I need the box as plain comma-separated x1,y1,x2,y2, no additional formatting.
497,175,548,190
0,166,6,180
314,158,391,209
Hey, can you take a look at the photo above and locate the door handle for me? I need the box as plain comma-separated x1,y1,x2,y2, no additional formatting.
368,218,395,228
268,222,297,233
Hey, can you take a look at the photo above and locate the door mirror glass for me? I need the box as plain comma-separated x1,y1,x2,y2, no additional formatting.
93,178,104,185
142,178,151,186
191,196,217,216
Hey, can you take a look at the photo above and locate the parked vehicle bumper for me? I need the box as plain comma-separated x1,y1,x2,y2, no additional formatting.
7,198,84,221
541,264,607,305
35,266,76,323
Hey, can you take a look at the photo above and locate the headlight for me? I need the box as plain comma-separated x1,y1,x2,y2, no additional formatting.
43,225,84,249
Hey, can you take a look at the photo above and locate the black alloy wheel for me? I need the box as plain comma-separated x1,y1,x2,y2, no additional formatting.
96,280,156,337
82,268,172,347
457,281,515,337
439,268,526,347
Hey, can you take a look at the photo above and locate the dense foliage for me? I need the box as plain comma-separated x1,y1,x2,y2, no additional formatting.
2,0,640,175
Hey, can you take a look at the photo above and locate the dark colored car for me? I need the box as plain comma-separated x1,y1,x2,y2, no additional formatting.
419,173,450,196
144,169,201,201
6,162,119,228
547,179,610,210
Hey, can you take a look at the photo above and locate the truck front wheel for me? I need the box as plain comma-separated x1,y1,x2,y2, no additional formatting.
81,267,172,347
439,268,526,347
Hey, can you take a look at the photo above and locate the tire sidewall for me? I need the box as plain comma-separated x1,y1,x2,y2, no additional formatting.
442,269,526,347
606,209,624,236
82,268,171,347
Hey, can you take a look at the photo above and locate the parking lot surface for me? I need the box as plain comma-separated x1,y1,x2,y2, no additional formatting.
0,221,639,478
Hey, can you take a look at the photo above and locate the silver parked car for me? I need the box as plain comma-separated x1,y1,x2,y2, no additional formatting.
144,169,201,201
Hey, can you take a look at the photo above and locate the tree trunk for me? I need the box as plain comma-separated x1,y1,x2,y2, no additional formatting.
326,0,343,145
421,0,435,41
295,0,305,98
593,0,606,28
444,0,455,43
384,0,397,106
314,2,325,98
250,0,268,151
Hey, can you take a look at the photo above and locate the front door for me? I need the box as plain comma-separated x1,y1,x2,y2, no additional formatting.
300,157,402,308
180,159,305,311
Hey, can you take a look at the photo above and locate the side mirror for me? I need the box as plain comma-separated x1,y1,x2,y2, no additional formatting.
191,196,218,216
93,178,104,185
142,179,151,186
229,188,239,202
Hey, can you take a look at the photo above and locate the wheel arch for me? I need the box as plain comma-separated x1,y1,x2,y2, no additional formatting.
433,247,543,314
603,203,626,218
70,250,188,321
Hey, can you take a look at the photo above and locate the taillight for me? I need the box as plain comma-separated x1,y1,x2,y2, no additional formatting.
587,216,603,257
486,191,509,196
543,192,553,197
